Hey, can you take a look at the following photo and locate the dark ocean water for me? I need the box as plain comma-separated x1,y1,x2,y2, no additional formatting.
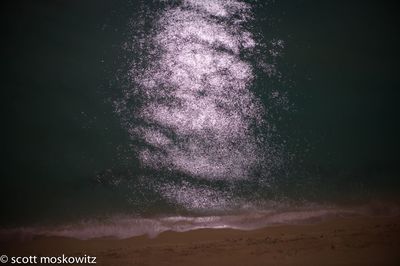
1,0,400,238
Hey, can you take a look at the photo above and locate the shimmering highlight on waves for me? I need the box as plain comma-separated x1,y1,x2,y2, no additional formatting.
112,0,286,211
119,0,265,180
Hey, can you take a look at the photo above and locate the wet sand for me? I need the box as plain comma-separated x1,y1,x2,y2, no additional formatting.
2,216,400,265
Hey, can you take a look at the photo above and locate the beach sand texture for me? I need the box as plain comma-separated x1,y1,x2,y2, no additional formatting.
3,216,400,265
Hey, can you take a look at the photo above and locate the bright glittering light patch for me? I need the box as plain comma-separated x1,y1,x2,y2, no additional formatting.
157,181,232,210
182,0,251,19
114,0,285,211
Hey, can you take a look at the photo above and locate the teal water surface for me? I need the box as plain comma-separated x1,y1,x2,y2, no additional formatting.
2,0,399,228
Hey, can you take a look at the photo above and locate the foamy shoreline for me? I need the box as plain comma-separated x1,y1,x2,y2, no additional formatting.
1,201,399,241
2,216,400,265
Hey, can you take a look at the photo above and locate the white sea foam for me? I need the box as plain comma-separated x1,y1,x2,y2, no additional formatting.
3,202,398,241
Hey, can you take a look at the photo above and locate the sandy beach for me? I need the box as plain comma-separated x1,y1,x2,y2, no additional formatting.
2,216,399,265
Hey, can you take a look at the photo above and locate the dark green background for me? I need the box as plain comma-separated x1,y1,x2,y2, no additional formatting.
1,0,399,226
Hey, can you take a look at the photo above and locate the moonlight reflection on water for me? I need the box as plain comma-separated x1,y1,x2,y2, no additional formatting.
114,0,283,210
